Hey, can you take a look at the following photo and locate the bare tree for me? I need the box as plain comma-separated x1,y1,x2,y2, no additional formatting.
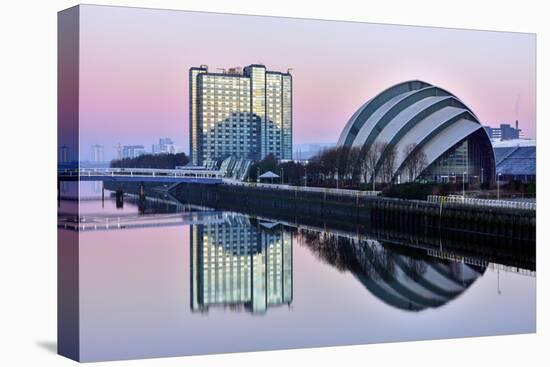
403,143,428,182
345,146,362,185
403,143,415,182
358,144,373,187
415,148,428,182
311,146,357,187
358,142,383,190
379,142,397,184
336,145,350,186
316,147,339,181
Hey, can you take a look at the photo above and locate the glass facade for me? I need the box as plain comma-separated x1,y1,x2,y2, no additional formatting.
424,140,469,183
189,67,207,165
282,75,293,160
247,65,267,159
190,65,292,165
420,129,495,184
190,214,293,314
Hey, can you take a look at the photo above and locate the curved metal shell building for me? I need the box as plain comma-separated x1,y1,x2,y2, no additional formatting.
337,80,495,184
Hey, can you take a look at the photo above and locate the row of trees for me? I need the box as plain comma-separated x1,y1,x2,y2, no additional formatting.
308,142,428,188
106,144,428,190
248,142,428,189
110,152,190,169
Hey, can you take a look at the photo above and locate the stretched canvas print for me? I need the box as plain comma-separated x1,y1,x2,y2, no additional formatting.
58,4,536,362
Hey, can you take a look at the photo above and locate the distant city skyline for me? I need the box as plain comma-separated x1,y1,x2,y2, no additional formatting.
83,137,181,162
78,5,536,161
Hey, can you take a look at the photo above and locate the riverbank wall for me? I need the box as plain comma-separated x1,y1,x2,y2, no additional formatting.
170,183,536,242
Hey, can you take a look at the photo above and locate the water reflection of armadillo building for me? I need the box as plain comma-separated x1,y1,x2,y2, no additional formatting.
191,214,292,314
358,242,485,311
300,231,486,312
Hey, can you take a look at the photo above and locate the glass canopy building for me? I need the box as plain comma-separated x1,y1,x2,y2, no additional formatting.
189,64,292,165
337,80,496,184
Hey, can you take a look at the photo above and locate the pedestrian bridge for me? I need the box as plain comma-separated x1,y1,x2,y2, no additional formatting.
58,167,225,184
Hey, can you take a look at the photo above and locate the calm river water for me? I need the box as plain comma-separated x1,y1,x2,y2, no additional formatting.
58,181,536,362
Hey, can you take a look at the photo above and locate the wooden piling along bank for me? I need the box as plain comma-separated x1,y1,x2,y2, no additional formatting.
171,183,536,243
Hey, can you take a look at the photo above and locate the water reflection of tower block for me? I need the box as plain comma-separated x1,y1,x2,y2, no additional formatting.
248,227,293,314
190,215,293,314
250,249,267,313
263,231,292,308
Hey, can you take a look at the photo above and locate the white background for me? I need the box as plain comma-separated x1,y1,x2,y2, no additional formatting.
0,0,547,366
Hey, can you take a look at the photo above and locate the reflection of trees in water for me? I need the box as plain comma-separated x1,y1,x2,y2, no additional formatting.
299,230,396,282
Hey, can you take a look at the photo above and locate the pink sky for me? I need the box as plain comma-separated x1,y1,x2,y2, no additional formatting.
78,5,536,160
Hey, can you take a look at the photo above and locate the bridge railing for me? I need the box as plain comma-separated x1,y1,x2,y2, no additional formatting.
58,167,225,179
223,179,381,198
57,168,79,177
427,195,536,211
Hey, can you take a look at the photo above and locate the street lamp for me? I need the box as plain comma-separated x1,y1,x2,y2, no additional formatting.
462,171,467,199
497,172,502,200
281,167,284,185
336,168,339,189
304,166,307,187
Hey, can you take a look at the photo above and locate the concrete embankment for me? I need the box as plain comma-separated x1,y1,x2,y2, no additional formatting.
170,183,536,242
